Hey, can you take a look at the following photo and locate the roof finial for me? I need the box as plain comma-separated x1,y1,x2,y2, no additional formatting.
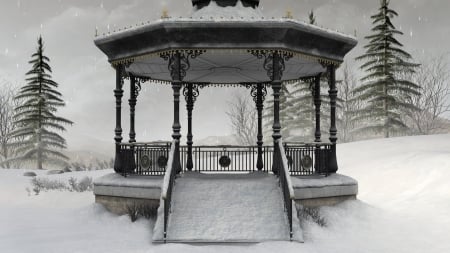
161,8,169,19
284,10,293,19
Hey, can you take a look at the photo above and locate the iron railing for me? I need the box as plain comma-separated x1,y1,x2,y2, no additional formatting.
118,142,331,176
180,145,273,172
276,140,295,240
161,140,177,243
284,142,332,176
275,140,295,240
119,142,171,176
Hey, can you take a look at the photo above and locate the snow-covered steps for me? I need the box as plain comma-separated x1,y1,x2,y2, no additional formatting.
153,172,303,243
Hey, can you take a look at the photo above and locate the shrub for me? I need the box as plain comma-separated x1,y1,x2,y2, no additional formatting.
126,203,158,222
298,206,327,227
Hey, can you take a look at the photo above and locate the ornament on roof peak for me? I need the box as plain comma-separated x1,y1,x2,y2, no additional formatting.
192,0,260,10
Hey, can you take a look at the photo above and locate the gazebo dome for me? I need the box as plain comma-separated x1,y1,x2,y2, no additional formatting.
192,0,260,9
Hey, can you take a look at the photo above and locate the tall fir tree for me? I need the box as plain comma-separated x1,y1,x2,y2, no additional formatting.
284,10,331,141
10,36,73,169
354,0,420,138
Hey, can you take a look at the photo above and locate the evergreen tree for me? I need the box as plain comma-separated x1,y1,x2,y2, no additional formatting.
354,0,420,138
283,10,331,142
10,36,73,169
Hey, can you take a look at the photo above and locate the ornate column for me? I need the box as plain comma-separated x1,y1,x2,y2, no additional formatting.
162,50,204,173
169,52,183,174
271,52,283,174
251,83,267,171
314,74,322,143
114,64,124,173
183,83,199,171
129,74,137,143
328,64,338,173
250,50,291,174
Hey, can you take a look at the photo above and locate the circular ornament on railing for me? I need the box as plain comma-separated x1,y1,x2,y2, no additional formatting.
140,155,151,169
219,155,231,168
157,156,168,168
301,155,313,169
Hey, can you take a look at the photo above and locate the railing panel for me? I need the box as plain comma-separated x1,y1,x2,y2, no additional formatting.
284,142,332,176
118,142,331,176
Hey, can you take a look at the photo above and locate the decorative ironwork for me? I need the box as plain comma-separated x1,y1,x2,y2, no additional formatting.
133,77,150,97
249,84,267,103
157,156,168,168
301,155,313,169
160,50,206,81
219,155,231,168
140,155,151,169
182,84,200,103
249,50,292,79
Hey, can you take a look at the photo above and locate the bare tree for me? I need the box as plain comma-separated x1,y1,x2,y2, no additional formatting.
403,55,450,135
226,92,257,145
0,79,22,168
337,64,362,142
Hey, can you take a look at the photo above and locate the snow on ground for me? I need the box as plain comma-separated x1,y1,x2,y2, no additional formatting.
1,134,450,252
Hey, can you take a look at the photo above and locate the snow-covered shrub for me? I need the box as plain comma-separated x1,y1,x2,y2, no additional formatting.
126,203,158,222
68,176,93,192
126,203,140,222
29,176,93,194
298,206,327,227
77,177,93,192
30,177,68,195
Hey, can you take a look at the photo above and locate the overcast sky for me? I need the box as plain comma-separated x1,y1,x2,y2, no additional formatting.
1,0,449,156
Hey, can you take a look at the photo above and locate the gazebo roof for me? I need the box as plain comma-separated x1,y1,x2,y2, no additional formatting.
94,2,357,84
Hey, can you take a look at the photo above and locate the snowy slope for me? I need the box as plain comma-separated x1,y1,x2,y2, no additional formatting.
1,134,449,252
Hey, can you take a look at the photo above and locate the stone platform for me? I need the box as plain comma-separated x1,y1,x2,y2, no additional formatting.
291,174,358,207
93,173,358,215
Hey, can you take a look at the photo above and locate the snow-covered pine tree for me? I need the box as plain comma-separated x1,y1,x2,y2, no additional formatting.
284,10,331,141
354,0,420,138
10,36,73,169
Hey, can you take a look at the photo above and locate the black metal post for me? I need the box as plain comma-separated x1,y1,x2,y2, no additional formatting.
328,64,338,173
129,75,137,143
253,83,266,171
114,65,124,173
184,83,199,171
314,74,322,143
170,52,183,174
271,52,283,175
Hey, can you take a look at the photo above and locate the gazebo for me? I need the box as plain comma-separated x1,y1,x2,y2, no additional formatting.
94,0,357,242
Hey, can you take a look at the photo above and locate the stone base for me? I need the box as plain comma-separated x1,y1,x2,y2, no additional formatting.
292,174,358,208
295,195,356,208
95,195,160,216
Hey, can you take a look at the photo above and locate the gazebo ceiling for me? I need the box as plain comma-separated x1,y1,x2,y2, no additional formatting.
94,7,357,84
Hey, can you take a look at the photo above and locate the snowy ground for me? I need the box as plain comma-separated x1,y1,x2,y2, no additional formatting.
1,134,450,252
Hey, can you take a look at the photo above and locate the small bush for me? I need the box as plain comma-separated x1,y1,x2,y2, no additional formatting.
126,203,158,222
68,177,93,192
29,176,94,195
298,206,327,227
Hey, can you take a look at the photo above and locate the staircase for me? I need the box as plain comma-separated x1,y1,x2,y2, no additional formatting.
152,172,303,243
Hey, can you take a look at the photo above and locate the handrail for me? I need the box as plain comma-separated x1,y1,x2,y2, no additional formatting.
161,140,177,242
278,141,295,199
277,139,295,240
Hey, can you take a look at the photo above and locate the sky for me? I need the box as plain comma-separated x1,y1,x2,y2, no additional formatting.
1,0,449,156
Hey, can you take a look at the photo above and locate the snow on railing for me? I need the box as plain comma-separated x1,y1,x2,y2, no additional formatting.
278,140,295,199
162,140,176,199
277,139,295,240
